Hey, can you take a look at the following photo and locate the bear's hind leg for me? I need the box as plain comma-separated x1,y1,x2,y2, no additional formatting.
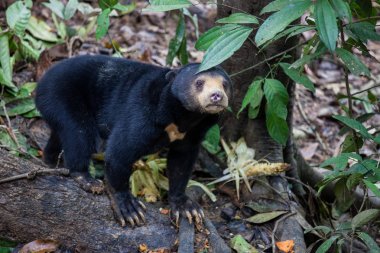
43,130,63,167
60,123,104,194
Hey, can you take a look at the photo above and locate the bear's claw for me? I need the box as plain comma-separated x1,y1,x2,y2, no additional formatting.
170,197,204,226
71,172,104,194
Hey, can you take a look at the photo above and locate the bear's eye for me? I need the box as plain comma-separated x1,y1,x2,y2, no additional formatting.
195,80,205,90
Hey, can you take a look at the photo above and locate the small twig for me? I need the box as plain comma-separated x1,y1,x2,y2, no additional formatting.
0,168,70,184
295,91,329,153
272,212,296,253
55,150,64,169
0,104,20,149
358,187,368,214
352,83,380,96
230,42,304,77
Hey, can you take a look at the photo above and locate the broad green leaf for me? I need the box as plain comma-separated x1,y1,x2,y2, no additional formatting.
26,17,59,42
336,48,370,77
230,235,258,253
341,134,363,153
331,0,352,21
260,0,305,14
96,8,111,40
266,106,289,145
0,97,36,116
143,0,191,12
248,104,260,119
0,128,28,152
113,3,136,13
304,226,332,236
353,0,373,19
216,13,258,24
261,25,313,49
198,25,252,73
374,135,380,144
334,178,354,213
357,232,380,253
19,39,40,61
315,236,339,253
64,0,78,20
202,124,221,155
352,209,380,230
77,2,96,15
0,33,17,92
263,79,288,119
167,13,185,65
43,0,65,19
195,24,239,51
6,1,31,36
290,44,327,68
255,1,311,46
347,22,380,42
177,34,188,65
333,115,373,139
99,0,118,10
279,63,315,92
346,173,363,189
238,79,263,115
246,211,287,223
315,0,338,52
320,153,362,170
363,180,380,198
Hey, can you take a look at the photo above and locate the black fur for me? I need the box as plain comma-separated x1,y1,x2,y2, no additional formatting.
36,55,232,223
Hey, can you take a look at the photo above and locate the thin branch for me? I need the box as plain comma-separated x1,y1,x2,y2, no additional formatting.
352,84,380,96
0,168,70,184
230,42,303,77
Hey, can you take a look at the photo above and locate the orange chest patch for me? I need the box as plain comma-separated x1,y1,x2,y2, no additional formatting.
165,123,186,142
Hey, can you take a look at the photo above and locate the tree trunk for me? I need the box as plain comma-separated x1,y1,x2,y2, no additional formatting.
0,149,176,252
217,1,306,252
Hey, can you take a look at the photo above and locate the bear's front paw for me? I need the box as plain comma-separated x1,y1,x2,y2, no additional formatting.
71,172,104,194
169,196,204,226
106,186,146,227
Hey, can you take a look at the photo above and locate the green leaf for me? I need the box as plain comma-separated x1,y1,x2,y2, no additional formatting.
336,48,370,77
64,0,78,20
374,135,380,144
95,8,111,40
279,63,315,92
198,25,252,73
260,0,305,14
142,0,191,12
0,33,17,92
347,22,380,42
26,17,59,42
0,97,36,117
255,1,311,46
216,13,258,24
315,0,338,52
363,180,380,198
331,0,352,21
334,178,354,213
357,232,380,253
263,79,288,119
113,3,136,13
167,13,185,65
266,106,289,145
246,211,287,224
202,124,221,155
341,134,363,153
177,34,188,65
320,153,362,170
230,235,258,253
315,236,339,253
346,173,363,189
333,115,373,139
99,0,118,10
19,39,40,61
6,1,31,36
352,209,380,230
304,226,332,236
238,79,263,115
290,44,327,68
195,24,239,51
43,0,65,19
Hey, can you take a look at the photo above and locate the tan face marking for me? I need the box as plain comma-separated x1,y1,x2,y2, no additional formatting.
194,76,228,114
165,123,186,142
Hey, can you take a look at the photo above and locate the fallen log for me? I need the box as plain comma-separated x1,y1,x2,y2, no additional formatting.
0,148,177,252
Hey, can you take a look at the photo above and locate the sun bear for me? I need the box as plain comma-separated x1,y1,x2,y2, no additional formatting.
36,55,232,226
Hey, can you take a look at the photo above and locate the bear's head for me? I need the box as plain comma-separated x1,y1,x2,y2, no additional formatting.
167,64,232,114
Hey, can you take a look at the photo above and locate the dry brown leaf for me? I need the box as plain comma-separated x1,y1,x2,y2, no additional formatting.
19,239,59,253
245,163,289,177
276,240,295,253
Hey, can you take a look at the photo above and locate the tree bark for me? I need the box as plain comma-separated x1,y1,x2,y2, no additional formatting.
217,1,306,252
0,149,177,252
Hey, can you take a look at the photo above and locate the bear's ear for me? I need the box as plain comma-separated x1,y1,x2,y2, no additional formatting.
165,69,179,83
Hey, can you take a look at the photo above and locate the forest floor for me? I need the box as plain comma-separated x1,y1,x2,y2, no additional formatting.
1,0,380,251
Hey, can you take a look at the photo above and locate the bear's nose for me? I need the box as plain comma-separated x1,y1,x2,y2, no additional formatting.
210,91,223,103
